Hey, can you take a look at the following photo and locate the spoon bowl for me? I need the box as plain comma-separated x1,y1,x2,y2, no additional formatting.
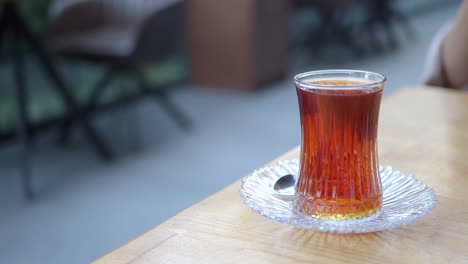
273,174,296,196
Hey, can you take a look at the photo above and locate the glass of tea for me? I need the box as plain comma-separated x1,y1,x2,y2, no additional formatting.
294,69,386,221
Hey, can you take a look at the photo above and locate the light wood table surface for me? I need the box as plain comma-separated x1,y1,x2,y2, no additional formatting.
95,87,468,263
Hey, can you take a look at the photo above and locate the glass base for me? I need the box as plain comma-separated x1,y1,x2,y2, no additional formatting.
293,193,382,221
302,209,383,225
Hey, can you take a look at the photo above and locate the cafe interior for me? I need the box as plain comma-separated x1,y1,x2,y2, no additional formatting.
0,0,464,263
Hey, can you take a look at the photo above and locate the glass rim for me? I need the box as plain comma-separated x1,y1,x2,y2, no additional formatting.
294,69,386,90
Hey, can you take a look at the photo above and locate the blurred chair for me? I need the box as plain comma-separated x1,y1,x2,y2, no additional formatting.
47,0,190,143
361,0,414,50
0,0,113,199
294,0,365,56
294,0,413,54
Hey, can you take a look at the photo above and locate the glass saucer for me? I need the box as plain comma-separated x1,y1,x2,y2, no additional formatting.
240,159,436,234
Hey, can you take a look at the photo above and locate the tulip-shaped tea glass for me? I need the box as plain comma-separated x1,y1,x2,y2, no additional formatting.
294,70,386,221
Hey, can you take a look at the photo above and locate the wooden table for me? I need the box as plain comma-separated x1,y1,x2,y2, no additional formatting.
95,87,468,263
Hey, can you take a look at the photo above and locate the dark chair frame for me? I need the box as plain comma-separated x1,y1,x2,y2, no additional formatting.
0,1,190,200
0,1,114,200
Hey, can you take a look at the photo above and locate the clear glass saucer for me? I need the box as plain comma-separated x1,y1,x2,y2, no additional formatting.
240,159,436,234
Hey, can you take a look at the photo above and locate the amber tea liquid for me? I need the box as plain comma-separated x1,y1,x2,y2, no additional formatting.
294,78,384,220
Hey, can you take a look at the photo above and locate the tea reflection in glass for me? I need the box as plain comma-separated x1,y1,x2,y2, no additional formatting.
294,70,386,221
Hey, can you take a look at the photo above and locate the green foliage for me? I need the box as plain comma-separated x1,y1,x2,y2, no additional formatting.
0,55,186,134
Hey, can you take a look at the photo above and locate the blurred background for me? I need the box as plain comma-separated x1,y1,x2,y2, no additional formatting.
0,0,460,263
